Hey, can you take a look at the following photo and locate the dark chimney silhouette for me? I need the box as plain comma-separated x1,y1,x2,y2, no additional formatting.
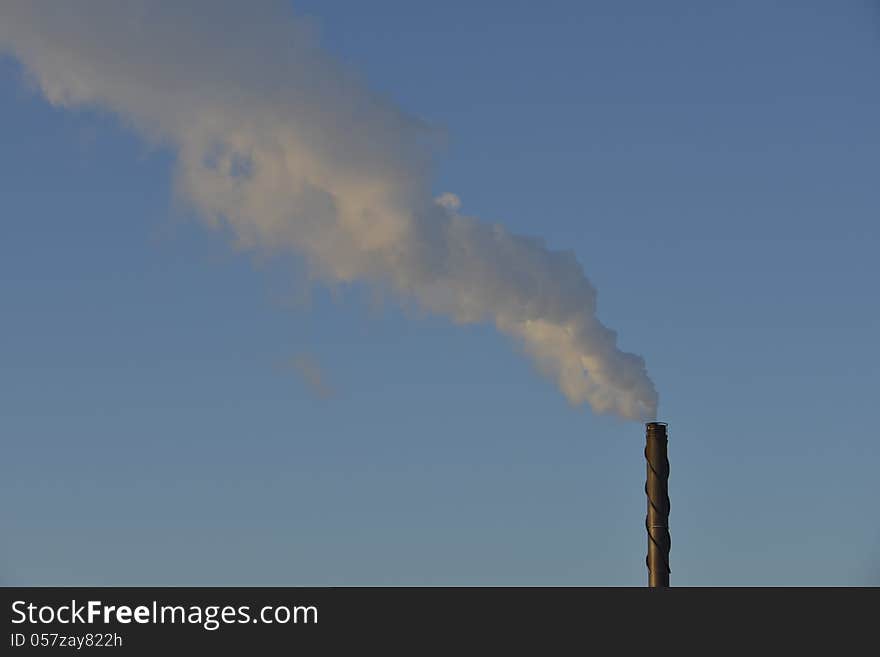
645,422,670,587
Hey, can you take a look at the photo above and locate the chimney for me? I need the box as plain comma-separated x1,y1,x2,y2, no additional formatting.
645,422,670,587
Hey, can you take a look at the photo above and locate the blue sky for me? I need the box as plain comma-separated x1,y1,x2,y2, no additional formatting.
2,1,879,585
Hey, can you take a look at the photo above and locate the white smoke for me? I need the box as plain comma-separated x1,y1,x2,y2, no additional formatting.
0,1,658,420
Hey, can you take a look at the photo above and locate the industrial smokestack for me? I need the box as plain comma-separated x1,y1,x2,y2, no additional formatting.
645,422,670,587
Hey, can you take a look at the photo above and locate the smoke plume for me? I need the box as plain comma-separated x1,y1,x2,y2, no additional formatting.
288,354,336,401
0,1,658,420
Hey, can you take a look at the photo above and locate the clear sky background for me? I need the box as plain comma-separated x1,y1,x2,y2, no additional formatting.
2,1,879,585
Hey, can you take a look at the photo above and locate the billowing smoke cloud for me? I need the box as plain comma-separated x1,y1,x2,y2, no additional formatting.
0,1,658,420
